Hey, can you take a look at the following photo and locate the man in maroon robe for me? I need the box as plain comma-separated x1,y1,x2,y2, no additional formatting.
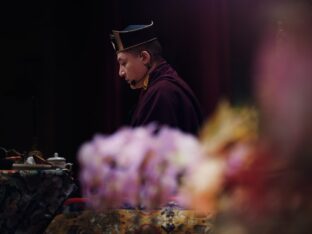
111,22,202,135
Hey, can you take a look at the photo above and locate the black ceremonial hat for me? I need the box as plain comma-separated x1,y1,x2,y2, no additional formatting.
110,21,157,52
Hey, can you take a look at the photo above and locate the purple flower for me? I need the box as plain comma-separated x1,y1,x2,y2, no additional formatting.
78,125,204,210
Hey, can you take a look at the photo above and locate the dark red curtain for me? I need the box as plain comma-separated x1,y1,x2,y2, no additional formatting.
1,0,261,171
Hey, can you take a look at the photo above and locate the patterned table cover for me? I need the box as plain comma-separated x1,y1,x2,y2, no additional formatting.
0,169,76,234
45,202,214,234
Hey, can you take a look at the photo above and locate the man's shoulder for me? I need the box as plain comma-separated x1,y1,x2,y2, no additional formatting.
148,78,181,95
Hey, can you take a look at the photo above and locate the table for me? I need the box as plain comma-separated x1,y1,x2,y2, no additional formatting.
0,169,76,234
45,202,214,233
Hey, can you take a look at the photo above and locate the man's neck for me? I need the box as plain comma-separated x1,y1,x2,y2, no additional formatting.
132,59,165,90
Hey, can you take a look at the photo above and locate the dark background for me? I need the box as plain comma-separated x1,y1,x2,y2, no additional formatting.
0,0,268,176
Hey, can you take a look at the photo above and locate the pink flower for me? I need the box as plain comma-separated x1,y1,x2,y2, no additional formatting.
78,125,204,210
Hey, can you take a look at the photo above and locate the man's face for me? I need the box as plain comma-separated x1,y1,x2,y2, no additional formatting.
117,51,148,89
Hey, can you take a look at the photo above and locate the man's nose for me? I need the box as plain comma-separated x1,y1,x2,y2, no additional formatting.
119,67,125,78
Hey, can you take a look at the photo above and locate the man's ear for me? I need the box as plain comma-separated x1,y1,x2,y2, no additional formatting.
140,51,151,65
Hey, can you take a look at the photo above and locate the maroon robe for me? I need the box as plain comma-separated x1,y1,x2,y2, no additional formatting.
131,62,203,135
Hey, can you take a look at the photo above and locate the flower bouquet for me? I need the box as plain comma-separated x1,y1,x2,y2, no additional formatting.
78,125,205,210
